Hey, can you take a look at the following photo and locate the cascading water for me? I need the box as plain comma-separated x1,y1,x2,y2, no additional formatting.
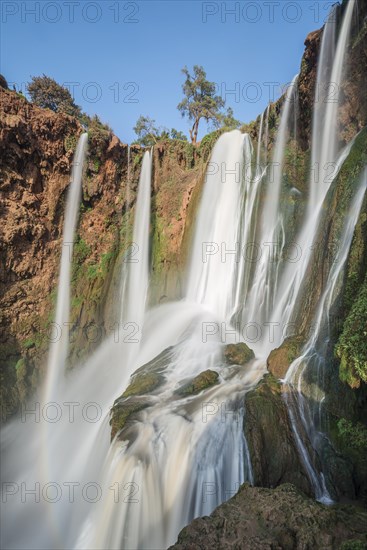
81,130,266,549
1,2,365,548
44,133,88,403
0,142,154,550
269,0,355,338
267,0,361,501
242,75,298,345
284,169,366,502
122,150,152,329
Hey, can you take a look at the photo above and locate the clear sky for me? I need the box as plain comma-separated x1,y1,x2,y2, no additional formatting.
1,0,335,143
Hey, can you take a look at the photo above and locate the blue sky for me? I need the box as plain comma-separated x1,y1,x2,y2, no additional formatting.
1,0,335,143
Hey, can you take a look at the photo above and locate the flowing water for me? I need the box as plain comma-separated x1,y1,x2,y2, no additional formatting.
242,76,298,339
44,133,88,403
1,2,365,548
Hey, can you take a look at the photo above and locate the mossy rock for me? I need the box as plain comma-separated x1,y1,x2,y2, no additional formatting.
244,374,313,495
224,342,255,366
266,335,304,379
122,372,165,398
109,397,151,441
176,369,219,397
169,482,367,550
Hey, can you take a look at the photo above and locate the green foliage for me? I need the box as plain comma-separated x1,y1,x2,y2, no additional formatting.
72,238,91,282
87,264,99,280
85,250,117,281
198,128,224,161
340,541,367,550
268,106,277,130
221,107,241,129
178,65,225,143
133,115,161,146
133,116,187,145
337,419,367,450
27,75,112,140
27,75,81,117
15,358,28,403
170,128,188,141
22,338,35,350
64,134,77,152
87,115,111,163
336,277,367,388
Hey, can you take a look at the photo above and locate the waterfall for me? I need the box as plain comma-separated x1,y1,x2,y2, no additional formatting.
44,133,88,403
77,130,266,549
122,150,152,329
270,0,360,501
0,142,154,550
1,1,364,548
243,76,298,342
309,5,336,208
284,169,366,502
269,0,355,342
186,130,247,320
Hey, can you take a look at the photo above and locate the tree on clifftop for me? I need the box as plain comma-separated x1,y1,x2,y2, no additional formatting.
133,116,188,145
133,115,162,146
27,75,80,117
178,65,224,144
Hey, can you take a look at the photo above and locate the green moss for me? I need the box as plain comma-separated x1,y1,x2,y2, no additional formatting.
224,343,255,366
22,338,36,350
340,540,367,550
151,212,169,275
64,134,77,152
336,277,367,388
72,238,91,282
122,372,164,397
15,358,28,402
337,419,367,451
110,398,150,440
176,369,219,397
198,129,224,162
92,157,100,173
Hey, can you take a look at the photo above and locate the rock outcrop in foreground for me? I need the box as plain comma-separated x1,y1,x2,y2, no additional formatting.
169,483,367,550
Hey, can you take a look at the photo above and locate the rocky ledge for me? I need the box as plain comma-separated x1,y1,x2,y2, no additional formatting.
169,483,367,550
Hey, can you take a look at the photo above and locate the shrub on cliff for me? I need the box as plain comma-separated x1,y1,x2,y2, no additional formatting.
336,277,367,388
133,116,187,145
27,74,81,117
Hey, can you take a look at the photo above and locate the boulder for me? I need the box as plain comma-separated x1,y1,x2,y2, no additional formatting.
244,374,313,495
169,483,367,550
176,369,219,397
224,342,254,366
266,335,304,379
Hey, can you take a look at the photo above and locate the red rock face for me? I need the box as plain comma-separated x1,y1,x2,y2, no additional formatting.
0,89,205,420
0,89,134,419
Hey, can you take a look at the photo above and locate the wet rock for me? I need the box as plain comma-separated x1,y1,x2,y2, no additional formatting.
122,372,164,398
266,335,304,379
169,483,367,550
244,374,313,496
224,343,254,366
121,348,173,398
176,369,219,397
109,396,152,441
